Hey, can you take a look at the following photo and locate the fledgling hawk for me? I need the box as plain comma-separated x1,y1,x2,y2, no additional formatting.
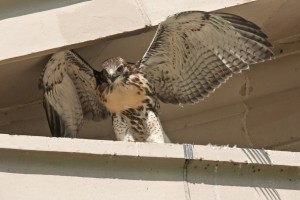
39,11,273,143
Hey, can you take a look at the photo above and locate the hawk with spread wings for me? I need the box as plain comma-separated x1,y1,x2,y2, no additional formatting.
39,11,273,143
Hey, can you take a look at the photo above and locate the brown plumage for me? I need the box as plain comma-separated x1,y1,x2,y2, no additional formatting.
39,11,273,142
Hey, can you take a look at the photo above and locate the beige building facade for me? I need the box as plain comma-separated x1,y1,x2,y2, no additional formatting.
0,0,299,199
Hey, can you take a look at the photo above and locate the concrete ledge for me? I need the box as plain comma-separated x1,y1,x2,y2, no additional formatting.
0,134,299,200
1,134,299,167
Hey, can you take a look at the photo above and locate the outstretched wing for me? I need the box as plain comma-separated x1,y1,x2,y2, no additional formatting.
140,11,274,104
39,50,108,137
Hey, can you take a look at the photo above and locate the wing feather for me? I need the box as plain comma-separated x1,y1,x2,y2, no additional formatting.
39,50,108,137
140,11,274,104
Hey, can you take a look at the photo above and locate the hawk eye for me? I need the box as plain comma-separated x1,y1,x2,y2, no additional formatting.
117,65,124,73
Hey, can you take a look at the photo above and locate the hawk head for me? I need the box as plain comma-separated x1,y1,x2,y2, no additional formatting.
94,57,138,92
101,57,128,84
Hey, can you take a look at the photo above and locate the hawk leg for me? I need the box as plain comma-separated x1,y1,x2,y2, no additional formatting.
112,115,135,142
112,111,170,143
144,110,170,143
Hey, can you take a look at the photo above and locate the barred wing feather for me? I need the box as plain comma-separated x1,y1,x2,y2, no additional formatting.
39,50,108,137
141,11,273,104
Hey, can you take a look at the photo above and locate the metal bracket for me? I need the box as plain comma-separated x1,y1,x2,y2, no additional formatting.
183,143,193,160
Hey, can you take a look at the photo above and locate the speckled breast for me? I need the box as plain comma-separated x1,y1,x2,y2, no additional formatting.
100,74,149,114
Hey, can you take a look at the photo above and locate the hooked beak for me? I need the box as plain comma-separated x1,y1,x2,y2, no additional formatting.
107,74,120,83
110,75,118,82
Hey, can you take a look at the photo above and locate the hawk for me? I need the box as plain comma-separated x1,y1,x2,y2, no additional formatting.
39,11,273,143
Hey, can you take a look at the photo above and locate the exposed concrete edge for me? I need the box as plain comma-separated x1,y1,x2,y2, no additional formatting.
0,0,255,65
0,134,299,168
0,27,153,66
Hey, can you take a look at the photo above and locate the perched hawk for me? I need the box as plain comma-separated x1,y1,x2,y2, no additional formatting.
39,11,273,143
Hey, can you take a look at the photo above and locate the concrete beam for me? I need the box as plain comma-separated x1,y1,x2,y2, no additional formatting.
0,134,299,200
0,0,255,65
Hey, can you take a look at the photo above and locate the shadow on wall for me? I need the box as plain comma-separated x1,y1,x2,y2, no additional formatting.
0,149,298,193
254,187,281,200
0,0,91,20
242,148,272,164
242,148,281,199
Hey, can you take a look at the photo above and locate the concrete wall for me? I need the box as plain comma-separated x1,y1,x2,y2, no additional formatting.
0,0,253,65
0,1,300,199
0,0,299,151
0,134,299,200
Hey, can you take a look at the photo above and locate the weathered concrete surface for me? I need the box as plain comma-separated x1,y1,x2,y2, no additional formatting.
0,134,299,200
0,0,254,65
0,0,300,151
